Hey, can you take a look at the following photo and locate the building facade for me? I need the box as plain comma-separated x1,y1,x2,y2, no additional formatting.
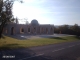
3,19,54,35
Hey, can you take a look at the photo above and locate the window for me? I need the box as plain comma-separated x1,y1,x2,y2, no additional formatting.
46,28,48,34
28,28,30,32
21,28,24,32
20,27,24,33
11,27,14,35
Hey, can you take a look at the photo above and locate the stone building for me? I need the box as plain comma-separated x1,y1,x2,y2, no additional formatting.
3,19,54,35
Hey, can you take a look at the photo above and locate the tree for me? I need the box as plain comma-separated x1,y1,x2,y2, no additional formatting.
0,0,23,38
62,25,69,34
26,21,29,24
70,24,80,36
70,24,79,32
15,17,19,24
24,18,29,24
54,24,80,37
58,26,64,34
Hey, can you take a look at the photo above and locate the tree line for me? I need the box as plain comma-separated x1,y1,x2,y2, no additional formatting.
54,24,80,36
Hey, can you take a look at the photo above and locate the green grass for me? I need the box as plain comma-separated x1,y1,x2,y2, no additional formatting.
0,36,80,50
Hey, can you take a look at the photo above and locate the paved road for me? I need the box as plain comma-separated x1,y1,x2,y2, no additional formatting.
0,41,80,60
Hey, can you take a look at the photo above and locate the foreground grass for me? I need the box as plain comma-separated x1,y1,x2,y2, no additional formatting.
0,36,80,50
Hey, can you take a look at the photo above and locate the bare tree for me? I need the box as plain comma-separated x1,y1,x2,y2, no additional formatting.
15,17,19,24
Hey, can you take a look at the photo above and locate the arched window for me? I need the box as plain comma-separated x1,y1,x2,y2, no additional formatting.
20,27,24,33
50,28,53,33
5,28,7,34
41,27,43,33
34,27,36,30
11,27,14,35
21,28,24,32
46,28,48,34
28,28,30,32
34,27,36,32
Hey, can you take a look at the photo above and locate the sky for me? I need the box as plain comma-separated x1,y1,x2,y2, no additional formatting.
12,0,80,25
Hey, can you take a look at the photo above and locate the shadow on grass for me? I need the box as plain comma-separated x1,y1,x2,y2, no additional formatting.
49,37,66,40
0,34,5,39
75,36,80,40
0,44,21,51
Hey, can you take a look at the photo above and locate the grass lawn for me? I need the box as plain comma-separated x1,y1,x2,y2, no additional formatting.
0,36,80,50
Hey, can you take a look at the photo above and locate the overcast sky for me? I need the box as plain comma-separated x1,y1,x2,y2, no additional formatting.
12,0,80,25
